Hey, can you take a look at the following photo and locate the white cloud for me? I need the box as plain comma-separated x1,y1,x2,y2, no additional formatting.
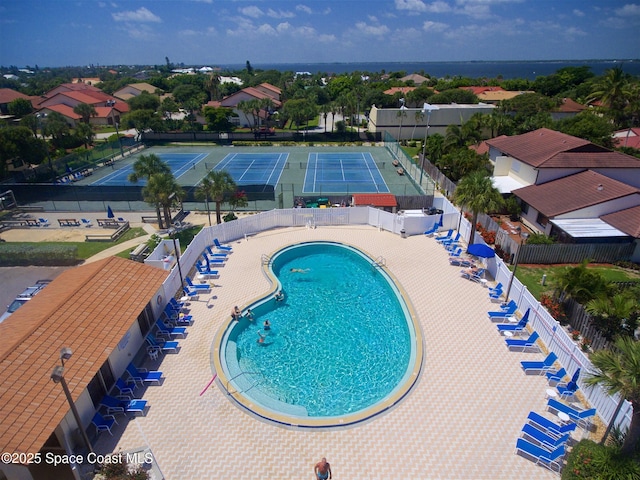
318,33,336,43
112,7,161,23
573,9,585,17
355,22,391,36
256,23,277,35
423,20,448,32
395,0,427,12
267,8,295,19
615,4,640,16
296,5,312,15
179,29,199,36
368,15,379,22
239,6,263,18
426,1,452,13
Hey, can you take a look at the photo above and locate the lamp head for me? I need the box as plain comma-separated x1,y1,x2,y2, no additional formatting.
51,365,65,384
60,347,73,362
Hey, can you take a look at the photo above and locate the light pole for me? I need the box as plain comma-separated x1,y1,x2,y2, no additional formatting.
169,228,184,287
114,121,124,159
397,98,406,147
419,103,439,188
50,348,94,455
504,229,529,302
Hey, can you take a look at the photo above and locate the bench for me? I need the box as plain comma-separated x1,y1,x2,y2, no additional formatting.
58,219,81,227
141,216,158,223
0,219,41,229
85,221,130,242
129,243,149,262
97,218,122,228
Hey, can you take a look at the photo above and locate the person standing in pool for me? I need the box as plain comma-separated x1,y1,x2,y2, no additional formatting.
263,319,271,331
245,308,255,321
314,457,332,480
257,332,267,345
275,291,284,302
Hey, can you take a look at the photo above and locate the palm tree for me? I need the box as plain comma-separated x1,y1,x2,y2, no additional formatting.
588,66,632,127
585,336,640,455
73,103,97,124
586,293,639,340
205,72,221,102
129,154,171,227
197,170,237,225
142,173,183,229
453,170,503,245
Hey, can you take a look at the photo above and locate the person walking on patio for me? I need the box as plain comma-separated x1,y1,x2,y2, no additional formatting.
314,457,332,480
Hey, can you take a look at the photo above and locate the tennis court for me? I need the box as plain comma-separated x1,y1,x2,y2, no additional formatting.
214,152,288,189
303,152,389,193
91,152,209,186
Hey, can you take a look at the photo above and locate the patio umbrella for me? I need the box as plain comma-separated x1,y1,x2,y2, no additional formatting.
467,243,495,258
107,205,114,218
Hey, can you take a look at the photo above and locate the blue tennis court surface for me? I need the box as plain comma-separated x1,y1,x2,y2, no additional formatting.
214,152,288,187
91,153,209,186
303,152,389,193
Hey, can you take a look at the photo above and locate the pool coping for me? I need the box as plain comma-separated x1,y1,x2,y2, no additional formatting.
211,240,424,429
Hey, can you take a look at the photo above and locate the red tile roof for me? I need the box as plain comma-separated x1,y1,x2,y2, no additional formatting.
0,257,168,455
352,194,397,207
42,104,82,120
383,87,416,96
513,170,639,217
601,205,640,238
555,98,587,113
0,88,30,104
459,86,505,95
542,151,640,169
614,128,640,150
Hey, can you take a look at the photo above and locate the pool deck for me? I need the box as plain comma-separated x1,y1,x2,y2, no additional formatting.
95,225,579,479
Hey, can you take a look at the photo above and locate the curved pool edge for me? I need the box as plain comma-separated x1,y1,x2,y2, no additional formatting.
211,240,424,429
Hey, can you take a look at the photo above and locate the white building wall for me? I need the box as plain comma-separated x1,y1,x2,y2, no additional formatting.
592,168,640,189
536,168,584,184
555,194,640,219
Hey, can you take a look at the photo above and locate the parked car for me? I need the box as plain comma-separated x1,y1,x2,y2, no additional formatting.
0,280,51,323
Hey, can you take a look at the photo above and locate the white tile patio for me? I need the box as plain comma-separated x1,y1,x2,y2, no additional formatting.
96,225,584,479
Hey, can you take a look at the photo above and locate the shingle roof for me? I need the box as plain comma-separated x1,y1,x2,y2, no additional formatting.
601,205,640,238
0,88,30,104
352,194,398,207
487,128,592,167
383,87,416,95
0,257,167,455
513,170,639,217
555,98,587,113
42,104,82,119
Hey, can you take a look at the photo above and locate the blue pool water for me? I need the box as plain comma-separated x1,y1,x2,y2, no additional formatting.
227,242,415,419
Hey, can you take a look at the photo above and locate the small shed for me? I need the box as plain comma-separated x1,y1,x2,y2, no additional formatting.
352,194,398,213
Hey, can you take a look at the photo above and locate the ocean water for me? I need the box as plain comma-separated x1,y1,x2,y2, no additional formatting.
220,59,640,80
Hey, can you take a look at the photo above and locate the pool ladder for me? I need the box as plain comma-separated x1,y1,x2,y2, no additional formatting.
373,256,386,268
261,254,271,265
224,371,264,396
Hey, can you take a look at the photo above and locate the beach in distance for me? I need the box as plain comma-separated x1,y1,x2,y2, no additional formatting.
220,59,640,80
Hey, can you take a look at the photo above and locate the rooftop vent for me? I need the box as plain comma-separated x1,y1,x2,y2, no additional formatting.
597,184,604,191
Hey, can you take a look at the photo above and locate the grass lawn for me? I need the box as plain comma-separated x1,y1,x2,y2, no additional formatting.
516,264,640,300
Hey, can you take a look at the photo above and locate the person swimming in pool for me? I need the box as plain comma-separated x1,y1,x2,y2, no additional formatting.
275,291,284,302
257,332,268,345
290,268,310,273
263,319,271,331
245,308,255,321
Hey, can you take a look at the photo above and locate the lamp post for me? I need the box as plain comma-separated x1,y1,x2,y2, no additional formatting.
169,228,184,287
114,121,124,158
419,103,439,188
397,98,406,146
504,229,529,302
50,348,94,455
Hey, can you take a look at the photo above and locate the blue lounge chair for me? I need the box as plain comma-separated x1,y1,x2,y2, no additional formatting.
434,229,453,242
185,276,211,291
557,368,581,400
546,368,568,386
155,319,187,338
423,224,438,236
514,438,565,473
92,412,118,436
146,334,179,354
81,218,93,227
202,255,225,266
547,398,596,428
448,247,463,258
169,297,189,313
205,246,228,258
38,218,50,227
526,411,577,438
440,232,460,246
182,287,200,300
498,309,531,336
461,267,485,282
126,364,163,386
488,300,518,321
520,352,558,374
489,282,503,295
506,331,540,352
113,378,136,398
100,395,148,416
214,238,232,251
449,257,474,267
521,423,570,450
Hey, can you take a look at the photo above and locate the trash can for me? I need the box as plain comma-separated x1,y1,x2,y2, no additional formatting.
400,229,406,239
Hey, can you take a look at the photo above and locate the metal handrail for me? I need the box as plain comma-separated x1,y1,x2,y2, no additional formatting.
374,256,386,268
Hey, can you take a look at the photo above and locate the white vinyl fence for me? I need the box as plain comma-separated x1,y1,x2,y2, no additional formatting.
154,205,631,436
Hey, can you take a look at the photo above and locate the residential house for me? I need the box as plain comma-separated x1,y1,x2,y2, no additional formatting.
550,97,587,121
0,88,33,115
512,170,640,242
613,128,640,150
367,103,495,140
204,83,281,128
383,86,416,97
113,82,162,101
71,77,102,86
0,257,169,480
399,73,429,85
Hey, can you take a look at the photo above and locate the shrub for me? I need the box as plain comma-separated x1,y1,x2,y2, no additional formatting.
223,212,237,222
562,439,640,480
0,243,79,266
526,233,554,244
540,294,568,324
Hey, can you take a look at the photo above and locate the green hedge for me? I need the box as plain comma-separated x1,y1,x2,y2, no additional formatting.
0,244,79,266
562,440,640,480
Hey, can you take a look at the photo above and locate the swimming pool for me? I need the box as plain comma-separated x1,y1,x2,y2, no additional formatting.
214,241,423,428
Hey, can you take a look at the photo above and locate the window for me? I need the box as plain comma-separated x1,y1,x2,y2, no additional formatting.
536,212,549,227
520,202,529,215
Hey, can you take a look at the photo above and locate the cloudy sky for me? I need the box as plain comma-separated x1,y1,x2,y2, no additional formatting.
0,0,639,67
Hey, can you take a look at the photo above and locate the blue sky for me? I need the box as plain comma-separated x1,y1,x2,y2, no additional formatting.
0,0,639,67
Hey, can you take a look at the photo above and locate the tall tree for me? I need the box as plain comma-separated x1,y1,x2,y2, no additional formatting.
196,170,237,225
73,103,97,124
205,72,221,102
142,172,183,228
585,336,640,455
453,170,504,245
128,154,171,227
